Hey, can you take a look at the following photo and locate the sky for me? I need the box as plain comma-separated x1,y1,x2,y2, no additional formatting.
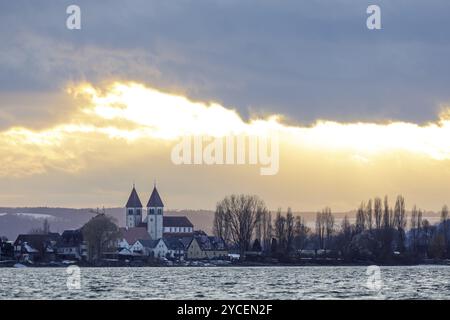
0,1,449,212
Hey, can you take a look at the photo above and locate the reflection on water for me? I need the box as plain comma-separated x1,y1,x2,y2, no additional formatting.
0,266,449,299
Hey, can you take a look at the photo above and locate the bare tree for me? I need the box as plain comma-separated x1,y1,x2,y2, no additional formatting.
356,202,366,233
324,207,334,249
315,211,325,249
365,199,373,231
382,195,391,229
411,205,418,253
286,208,295,254
261,211,272,253
294,216,310,254
315,207,334,249
422,218,432,257
393,195,407,252
82,214,121,262
441,205,449,256
274,209,286,253
374,197,382,230
393,195,407,230
215,194,266,260
213,204,231,244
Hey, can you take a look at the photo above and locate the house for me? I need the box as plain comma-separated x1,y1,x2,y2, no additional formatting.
14,233,61,262
164,237,186,260
186,234,228,260
131,239,168,258
0,239,14,260
56,230,87,261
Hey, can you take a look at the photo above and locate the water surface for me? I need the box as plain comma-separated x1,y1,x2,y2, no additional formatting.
0,266,449,299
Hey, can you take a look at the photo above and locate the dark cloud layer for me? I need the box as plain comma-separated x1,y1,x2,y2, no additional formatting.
1,0,450,127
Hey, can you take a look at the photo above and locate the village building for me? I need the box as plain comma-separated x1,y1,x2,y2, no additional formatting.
164,237,186,260
130,239,168,258
13,233,61,262
56,229,87,261
186,233,228,260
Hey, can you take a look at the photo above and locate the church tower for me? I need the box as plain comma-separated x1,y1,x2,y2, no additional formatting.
125,184,143,228
146,184,164,240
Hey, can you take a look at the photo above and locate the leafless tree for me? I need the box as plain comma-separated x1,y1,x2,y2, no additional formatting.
261,211,272,253
315,207,334,249
213,204,231,243
411,205,418,252
294,216,310,253
356,202,366,233
315,211,325,249
215,194,267,259
441,205,449,256
393,195,407,252
393,195,407,230
324,207,334,249
374,197,382,230
82,214,121,262
286,208,295,254
382,195,391,229
274,209,286,252
365,199,373,231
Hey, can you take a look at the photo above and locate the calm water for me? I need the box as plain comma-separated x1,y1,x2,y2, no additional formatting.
0,266,449,299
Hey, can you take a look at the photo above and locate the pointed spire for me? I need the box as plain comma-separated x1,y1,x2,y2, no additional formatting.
147,184,164,207
125,184,143,208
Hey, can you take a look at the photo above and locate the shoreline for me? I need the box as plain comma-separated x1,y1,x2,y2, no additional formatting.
1,260,450,268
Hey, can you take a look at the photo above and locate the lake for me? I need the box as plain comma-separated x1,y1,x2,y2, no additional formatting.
0,266,449,299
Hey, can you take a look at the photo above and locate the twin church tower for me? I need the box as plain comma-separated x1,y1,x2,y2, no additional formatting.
125,184,164,240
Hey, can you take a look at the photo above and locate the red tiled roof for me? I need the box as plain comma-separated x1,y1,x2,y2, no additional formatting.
120,227,150,244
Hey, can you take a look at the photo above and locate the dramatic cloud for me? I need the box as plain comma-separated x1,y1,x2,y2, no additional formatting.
1,1,450,124
0,82,449,210
1,1,450,210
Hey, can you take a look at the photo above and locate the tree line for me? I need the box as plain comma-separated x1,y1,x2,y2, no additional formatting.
213,194,450,263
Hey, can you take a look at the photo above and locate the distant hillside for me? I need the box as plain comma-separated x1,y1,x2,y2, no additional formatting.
0,207,216,241
0,207,96,240
0,207,441,241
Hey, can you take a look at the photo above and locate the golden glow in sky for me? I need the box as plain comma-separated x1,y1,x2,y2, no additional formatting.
1,81,449,210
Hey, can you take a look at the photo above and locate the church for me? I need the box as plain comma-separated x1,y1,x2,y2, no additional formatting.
124,184,194,240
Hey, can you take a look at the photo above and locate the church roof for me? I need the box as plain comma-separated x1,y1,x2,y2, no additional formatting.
163,216,193,228
126,186,143,208
147,186,164,207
